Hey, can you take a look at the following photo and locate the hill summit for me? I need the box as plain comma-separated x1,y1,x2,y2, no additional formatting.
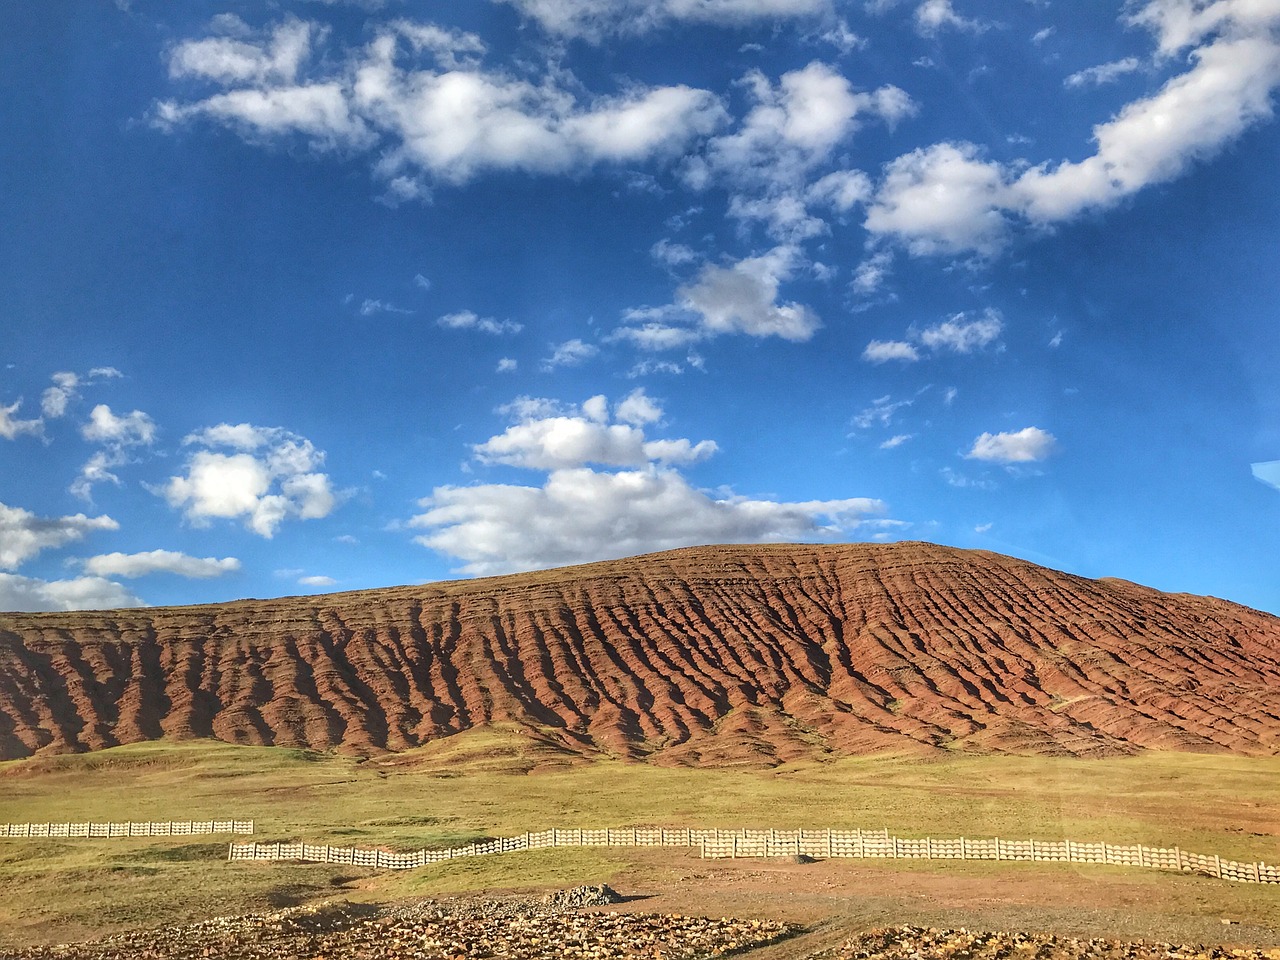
1,542,1277,763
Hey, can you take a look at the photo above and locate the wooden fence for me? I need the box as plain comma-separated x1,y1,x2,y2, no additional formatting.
1,819,253,839
226,826,1279,885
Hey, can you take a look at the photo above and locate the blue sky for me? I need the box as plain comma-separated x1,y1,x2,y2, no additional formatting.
2,0,1279,614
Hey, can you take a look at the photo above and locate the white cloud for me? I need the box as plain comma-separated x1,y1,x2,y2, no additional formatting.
852,394,913,429
1015,33,1280,223
411,388,892,575
0,501,119,571
157,18,728,189
298,574,337,587
82,550,241,579
965,426,1058,463
686,62,912,242
496,357,518,372
619,246,821,349
880,433,913,448
651,239,698,267
1065,57,1143,88
0,399,42,440
360,298,414,316
0,573,144,612
494,0,833,41
916,308,1004,353
411,467,884,576
161,424,338,537
474,392,715,470
81,404,156,445
71,404,158,500
866,142,1012,257
1127,0,1280,57
682,246,821,340
913,0,988,36
1253,460,1280,491
541,339,599,370
615,388,663,426
438,310,523,335
974,521,993,533
167,15,319,85
41,371,81,419
851,250,895,294
862,339,920,363
414,273,432,289
869,5,1280,254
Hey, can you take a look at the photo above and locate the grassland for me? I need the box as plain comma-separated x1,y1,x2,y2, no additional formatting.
1,731,1277,950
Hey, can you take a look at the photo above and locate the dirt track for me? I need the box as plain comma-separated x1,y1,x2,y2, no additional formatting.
2,541,1278,762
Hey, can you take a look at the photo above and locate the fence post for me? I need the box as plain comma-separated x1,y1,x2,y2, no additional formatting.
1102,842,1110,864
1214,854,1222,878
960,837,967,860
927,837,933,859
1175,846,1183,871
826,828,832,858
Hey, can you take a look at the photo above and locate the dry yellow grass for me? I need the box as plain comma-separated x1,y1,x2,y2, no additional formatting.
1,733,1277,949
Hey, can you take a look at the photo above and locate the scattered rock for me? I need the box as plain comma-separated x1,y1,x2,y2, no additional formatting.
4,897,792,960
540,884,623,910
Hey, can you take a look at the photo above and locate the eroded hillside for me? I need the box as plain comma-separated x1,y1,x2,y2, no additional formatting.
1,542,1277,763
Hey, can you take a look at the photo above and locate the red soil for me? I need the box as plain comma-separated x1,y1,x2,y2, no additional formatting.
0,542,1276,762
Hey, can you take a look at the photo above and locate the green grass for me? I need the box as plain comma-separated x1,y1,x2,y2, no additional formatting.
1,734,1277,948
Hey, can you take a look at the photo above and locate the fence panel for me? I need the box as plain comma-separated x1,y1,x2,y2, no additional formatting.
218,825,1278,887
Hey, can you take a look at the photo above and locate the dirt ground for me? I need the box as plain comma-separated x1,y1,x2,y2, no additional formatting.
583,851,1280,956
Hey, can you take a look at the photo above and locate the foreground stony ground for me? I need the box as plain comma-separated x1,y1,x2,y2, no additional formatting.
5,895,1280,960
831,927,1280,960
0,889,794,960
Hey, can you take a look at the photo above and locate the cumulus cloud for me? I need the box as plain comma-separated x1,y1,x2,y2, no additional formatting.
866,142,1012,257
72,404,158,500
851,250,895,295
0,573,144,612
541,339,599,370
880,433,913,449
0,399,42,440
616,246,821,349
0,501,119,571
474,391,716,470
298,574,337,587
160,424,339,537
862,308,1004,364
156,18,727,192
685,62,913,241
41,372,83,419
913,0,988,36
411,389,891,575
412,468,885,576
916,309,1004,352
437,310,523,335
868,3,1280,254
82,550,241,579
965,426,1058,463
494,0,833,41
81,404,156,445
